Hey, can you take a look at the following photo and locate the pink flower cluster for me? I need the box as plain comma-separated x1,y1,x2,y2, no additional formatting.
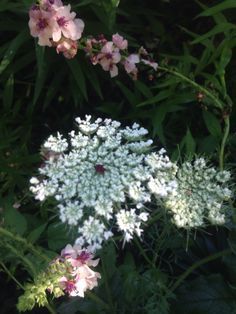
85,34,158,79
29,0,84,58
28,1,158,77
57,244,101,297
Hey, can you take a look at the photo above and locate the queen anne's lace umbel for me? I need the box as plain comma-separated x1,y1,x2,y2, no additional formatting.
30,117,233,249
163,158,232,228
30,116,154,250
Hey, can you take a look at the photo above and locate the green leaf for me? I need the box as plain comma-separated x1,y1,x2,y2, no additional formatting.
0,29,28,75
198,0,236,16
27,223,47,244
67,59,88,101
202,110,222,138
3,74,14,109
47,223,71,251
137,90,171,107
184,128,196,155
101,242,117,279
3,206,27,235
32,45,47,107
191,23,236,44
173,274,236,314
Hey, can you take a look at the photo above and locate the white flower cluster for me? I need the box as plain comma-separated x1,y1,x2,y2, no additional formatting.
30,116,154,250
30,116,233,249
163,158,232,228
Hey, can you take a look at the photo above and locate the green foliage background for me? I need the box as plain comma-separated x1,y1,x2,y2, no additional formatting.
0,0,235,313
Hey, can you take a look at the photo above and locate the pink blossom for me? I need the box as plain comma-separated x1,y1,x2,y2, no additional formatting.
97,42,121,77
55,37,78,59
141,59,158,71
112,33,128,50
28,8,56,46
58,244,101,298
52,5,84,42
124,54,140,79
73,264,101,297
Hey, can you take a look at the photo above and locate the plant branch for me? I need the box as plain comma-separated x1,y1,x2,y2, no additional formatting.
0,261,24,290
0,227,50,263
158,66,223,109
170,248,231,292
219,115,230,170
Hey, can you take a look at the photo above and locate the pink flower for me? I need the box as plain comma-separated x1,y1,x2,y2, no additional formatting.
40,0,63,8
55,37,78,59
124,54,140,79
59,244,101,298
141,59,158,71
73,264,101,297
28,8,56,46
112,33,128,50
97,42,121,77
52,5,84,42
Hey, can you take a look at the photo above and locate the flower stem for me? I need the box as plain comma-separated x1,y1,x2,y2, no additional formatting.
157,66,223,109
170,248,231,292
45,303,57,314
219,115,230,171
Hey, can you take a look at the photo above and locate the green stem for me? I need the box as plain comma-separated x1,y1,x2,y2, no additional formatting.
86,291,110,310
45,303,57,314
134,237,155,268
0,261,25,290
170,248,231,292
219,115,230,171
158,66,223,109
0,227,50,263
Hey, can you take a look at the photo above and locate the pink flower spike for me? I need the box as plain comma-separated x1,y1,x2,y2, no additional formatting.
112,33,128,50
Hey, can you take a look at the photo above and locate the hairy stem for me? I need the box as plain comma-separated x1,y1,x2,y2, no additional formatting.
158,66,223,109
219,115,230,170
170,248,231,292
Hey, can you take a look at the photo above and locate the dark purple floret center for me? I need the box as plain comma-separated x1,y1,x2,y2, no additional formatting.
37,18,48,30
57,16,67,27
95,164,106,174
